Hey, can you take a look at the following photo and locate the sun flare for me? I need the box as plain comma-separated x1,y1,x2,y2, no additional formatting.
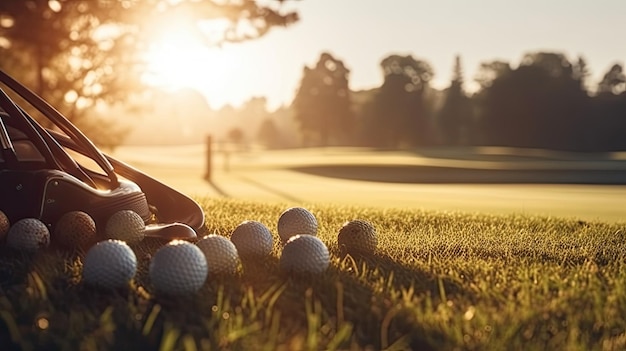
143,29,228,94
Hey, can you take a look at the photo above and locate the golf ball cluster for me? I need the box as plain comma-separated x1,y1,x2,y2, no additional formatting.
0,210,9,241
149,240,208,295
82,240,137,289
230,220,274,257
280,235,330,274
0,201,378,293
196,234,239,275
337,219,378,255
54,211,96,249
105,210,145,244
277,207,318,242
6,218,50,252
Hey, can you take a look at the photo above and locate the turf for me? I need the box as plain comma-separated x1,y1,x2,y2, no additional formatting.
1,198,625,350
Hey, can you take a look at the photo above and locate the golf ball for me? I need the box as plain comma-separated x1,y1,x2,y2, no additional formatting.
6,218,50,252
149,240,208,295
196,234,239,275
82,240,137,289
0,210,9,242
277,207,318,243
230,220,274,258
105,210,145,244
337,219,378,255
280,235,330,274
54,211,96,249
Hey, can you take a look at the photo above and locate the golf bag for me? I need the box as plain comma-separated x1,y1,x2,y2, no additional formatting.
0,69,204,240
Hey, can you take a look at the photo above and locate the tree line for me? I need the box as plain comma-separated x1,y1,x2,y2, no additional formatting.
293,52,626,151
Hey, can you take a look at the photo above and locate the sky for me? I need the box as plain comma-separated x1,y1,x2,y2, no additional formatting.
157,0,626,111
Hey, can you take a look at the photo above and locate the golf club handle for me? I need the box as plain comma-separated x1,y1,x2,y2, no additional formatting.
0,87,60,169
0,114,18,164
0,69,119,187
0,114,13,150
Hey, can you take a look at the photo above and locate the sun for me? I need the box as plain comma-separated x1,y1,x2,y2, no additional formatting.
142,28,227,94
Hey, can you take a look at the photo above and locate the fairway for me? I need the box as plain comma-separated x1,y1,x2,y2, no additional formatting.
112,145,626,223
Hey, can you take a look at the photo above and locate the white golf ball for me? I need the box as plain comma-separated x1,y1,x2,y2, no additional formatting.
0,210,9,242
277,207,318,243
196,234,240,275
82,240,137,289
337,219,378,255
54,211,96,249
280,235,330,274
6,218,50,252
149,240,208,295
230,220,274,258
105,210,145,244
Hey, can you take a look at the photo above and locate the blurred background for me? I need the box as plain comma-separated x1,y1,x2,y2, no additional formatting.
1,0,625,221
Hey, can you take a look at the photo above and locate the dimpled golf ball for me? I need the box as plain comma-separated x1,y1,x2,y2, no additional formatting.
149,240,208,295
105,210,145,244
0,210,9,242
196,234,240,275
337,219,377,255
54,211,96,249
6,218,50,252
82,240,137,289
280,235,330,274
277,207,317,243
230,220,274,258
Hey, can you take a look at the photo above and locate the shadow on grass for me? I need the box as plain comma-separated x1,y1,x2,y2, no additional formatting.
0,240,468,350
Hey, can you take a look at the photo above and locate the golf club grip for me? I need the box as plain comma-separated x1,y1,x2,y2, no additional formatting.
0,70,118,185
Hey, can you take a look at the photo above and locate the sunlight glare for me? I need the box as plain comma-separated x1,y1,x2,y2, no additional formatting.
143,28,228,95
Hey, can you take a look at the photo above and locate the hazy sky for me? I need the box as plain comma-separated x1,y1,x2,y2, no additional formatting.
176,0,625,110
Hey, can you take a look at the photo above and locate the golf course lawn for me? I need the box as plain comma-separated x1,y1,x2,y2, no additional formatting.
112,145,626,223
1,197,625,350
1,146,625,350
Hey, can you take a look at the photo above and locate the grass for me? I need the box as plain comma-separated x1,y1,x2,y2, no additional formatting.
1,197,625,350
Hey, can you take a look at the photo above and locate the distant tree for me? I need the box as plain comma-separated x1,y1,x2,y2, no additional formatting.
364,54,434,148
573,56,591,91
597,63,626,95
474,60,511,90
256,118,282,149
235,96,271,134
292,52,353,146
590,63,626,150
266,105,300,148
0,0,297,146
477,52,590,150
226,127,245,148
437,55,472,145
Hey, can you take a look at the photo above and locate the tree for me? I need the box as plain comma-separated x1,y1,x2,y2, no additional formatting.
476,52,590,150
597,63,626,95
0,0,298,146
573,56,590,91
590,63,626,150
437,55,472,145
256,118,283,149
474,60,511,90
364,54,434,148
292,52,353,146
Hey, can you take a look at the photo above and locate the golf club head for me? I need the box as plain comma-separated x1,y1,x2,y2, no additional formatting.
144,223,197,240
